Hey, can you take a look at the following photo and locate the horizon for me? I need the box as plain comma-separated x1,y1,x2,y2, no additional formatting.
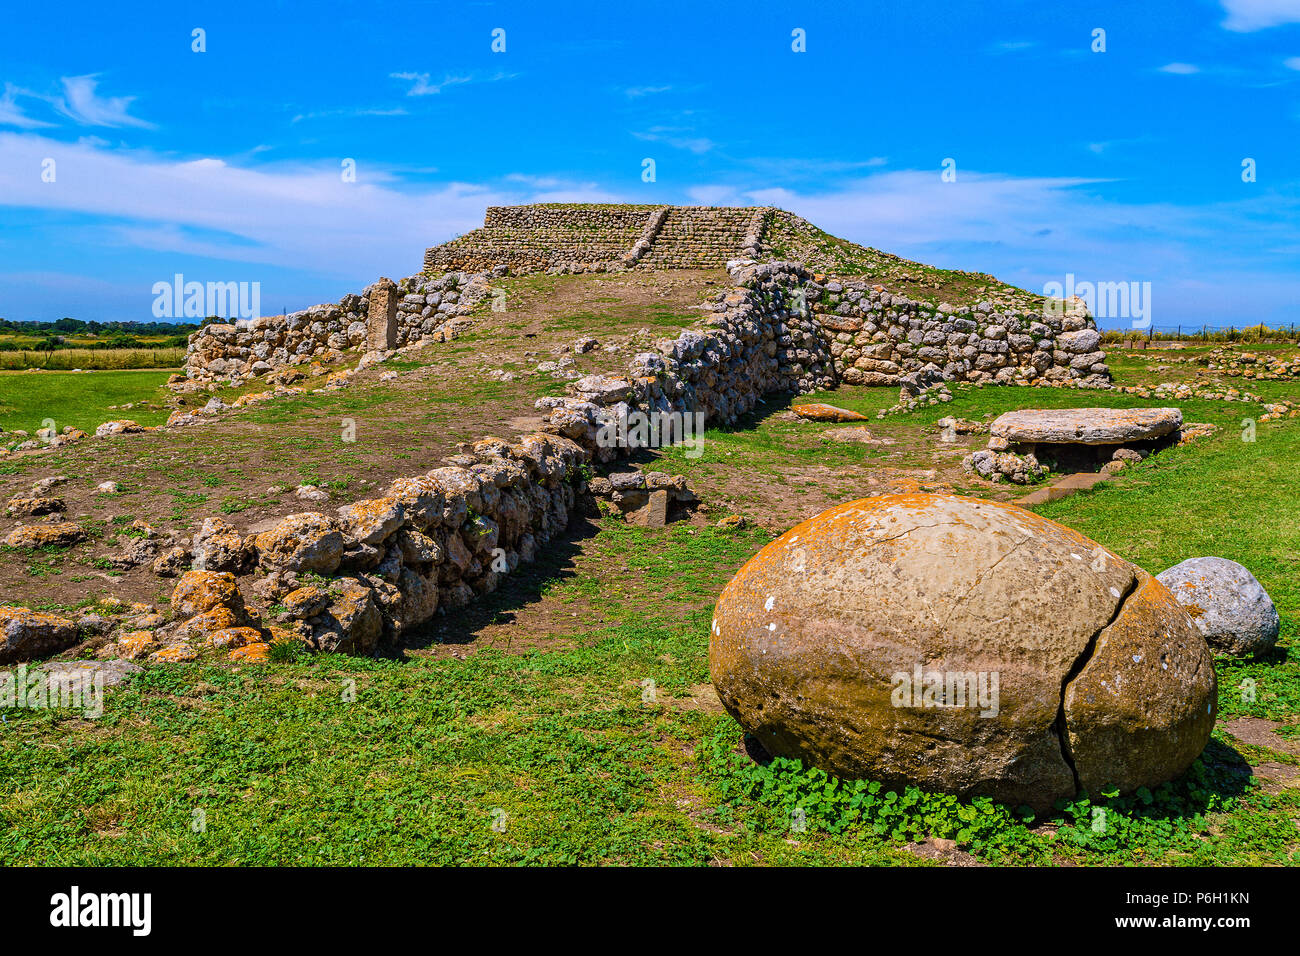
1,0,1298,330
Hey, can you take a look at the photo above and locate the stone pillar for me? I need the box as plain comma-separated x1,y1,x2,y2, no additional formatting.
367,278,398,351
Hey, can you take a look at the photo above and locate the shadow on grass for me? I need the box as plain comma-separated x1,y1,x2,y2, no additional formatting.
390,514,604,657
614,392,802,471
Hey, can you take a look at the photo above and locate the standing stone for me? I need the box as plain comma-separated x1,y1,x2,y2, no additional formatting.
640,489,669,528
367,278,398,351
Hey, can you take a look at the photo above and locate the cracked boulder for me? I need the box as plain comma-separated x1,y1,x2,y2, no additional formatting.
709,493,1216,811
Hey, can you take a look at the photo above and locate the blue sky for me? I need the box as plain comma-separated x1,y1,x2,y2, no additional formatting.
0,0,1297,329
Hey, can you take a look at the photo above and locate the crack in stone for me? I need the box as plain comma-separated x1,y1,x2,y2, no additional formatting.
1055,573,1140,795
937,533,1035,633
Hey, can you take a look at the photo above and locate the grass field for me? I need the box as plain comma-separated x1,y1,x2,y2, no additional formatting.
0,368,176,435
1,356,1296,865
0,347,187,371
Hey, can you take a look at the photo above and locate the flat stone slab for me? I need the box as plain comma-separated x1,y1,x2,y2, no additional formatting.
820,426,896,445
792,403,870,423
1017,473,1110,508
990,407,1181,445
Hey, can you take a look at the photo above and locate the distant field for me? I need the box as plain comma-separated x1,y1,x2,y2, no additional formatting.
0,347,187,371
0,368,176,435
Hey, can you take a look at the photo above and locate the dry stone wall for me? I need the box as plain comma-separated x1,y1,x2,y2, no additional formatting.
539,261,836,459
808,278,1109,388
184,270,495,382
538,259,1108,460
425,205,663,274
160,206,1111,664
240,431,592,653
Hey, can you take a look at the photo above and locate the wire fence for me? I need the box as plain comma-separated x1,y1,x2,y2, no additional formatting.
1099,323,1299,345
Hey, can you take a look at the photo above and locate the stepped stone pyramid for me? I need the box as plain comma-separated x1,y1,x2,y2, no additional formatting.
424,203,770,273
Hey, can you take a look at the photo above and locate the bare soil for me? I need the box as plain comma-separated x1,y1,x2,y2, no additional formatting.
0,270,724,610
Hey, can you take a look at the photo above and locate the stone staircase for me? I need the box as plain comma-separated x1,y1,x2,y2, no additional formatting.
637,207,756,269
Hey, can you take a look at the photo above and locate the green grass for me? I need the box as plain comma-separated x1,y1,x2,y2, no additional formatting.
1,494,1296,864
2,349,1298,865
0,368,176,435
5,524,915,866
0,347,186,371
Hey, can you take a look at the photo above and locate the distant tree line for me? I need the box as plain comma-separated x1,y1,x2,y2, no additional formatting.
0,316,211,351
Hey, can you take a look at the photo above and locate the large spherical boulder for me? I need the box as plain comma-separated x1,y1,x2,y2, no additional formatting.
1156,557,1280,657
710,493,1216,811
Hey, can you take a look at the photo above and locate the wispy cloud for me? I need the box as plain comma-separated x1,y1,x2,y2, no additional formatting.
0,83,54,129
55,75,154,128
1285,56,1300,71
291,106,408,124
1086,135,1155,155
632,126,714,154
0,132,608,285
625,85,672,97
389,72,473,97
738,156,888,180
989,40,1037,54
1158,62,1201,75
388,71,519,97
1221,0,1300,32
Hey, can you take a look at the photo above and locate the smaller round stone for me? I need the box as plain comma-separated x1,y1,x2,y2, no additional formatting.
1156,557,1279,657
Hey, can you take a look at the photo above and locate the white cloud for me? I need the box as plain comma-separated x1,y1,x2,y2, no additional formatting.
1158,62,1201,75
55,75,154,128
1221,0,1300,31
689,170,1300,326
625,85,672,97
1285,56,1300,70
291,106,408,124
0,132,610,282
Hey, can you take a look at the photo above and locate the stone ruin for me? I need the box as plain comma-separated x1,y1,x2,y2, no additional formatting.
5,204,1121,670
183,269,495,382
964,407,1184,483
184,204,1110,391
